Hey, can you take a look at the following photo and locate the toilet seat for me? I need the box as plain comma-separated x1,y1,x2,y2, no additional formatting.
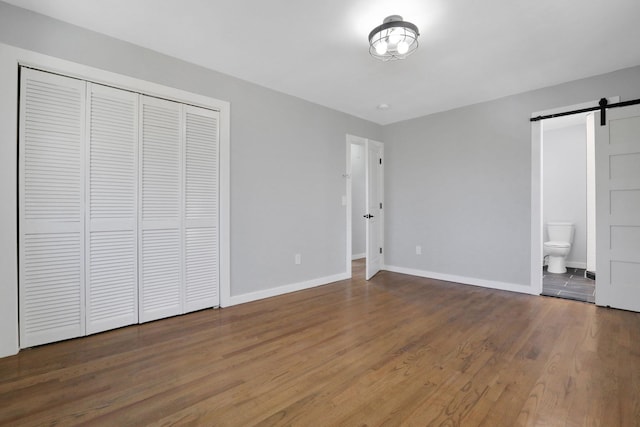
544,241,570,249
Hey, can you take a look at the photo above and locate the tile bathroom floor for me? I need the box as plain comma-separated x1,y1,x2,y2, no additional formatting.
541,266,595,303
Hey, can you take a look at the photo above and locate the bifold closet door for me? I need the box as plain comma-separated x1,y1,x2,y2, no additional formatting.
19,69,221,345
19,68,86,348
139,96,183,322
184,106,220,311
86,83,139,334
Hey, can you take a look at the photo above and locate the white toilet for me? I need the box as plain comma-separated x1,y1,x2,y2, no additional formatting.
544,222,574,274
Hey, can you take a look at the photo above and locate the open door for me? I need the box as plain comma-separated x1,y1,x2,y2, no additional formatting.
365,140,384,280
595,104,640,311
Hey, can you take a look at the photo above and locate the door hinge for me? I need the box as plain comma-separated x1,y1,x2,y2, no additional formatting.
379,247,382,254
379,202,383,209
379,158,382,165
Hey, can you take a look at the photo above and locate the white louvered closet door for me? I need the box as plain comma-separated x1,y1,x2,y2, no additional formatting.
139,96,184,322
184,106,220,312
19,68,86,348
86,84,139,334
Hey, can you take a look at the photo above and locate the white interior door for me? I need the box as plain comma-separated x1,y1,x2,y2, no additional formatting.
19,68,86,347
365,140,384,280
86,83,139,334
595,105,640,311
183,105,220,311
139,96,183,322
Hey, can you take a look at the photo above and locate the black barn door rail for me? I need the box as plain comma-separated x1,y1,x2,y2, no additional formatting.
530,97,640,126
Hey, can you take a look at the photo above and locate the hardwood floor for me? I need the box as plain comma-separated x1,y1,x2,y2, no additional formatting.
2,260,639,426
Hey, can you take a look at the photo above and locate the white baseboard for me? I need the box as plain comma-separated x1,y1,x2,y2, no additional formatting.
227,272,350,306
383,265,538,296
566,261,587,269
542,260,587,269
351,253,365,260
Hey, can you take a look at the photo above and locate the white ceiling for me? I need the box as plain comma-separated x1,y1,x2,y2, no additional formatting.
6,0,640,125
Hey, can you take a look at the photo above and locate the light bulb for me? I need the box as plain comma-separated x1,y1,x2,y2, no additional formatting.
396,41,409,55
375,41,388,55
388,28,403,45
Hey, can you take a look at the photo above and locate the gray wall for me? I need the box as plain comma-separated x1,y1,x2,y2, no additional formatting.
382,65,640,286
351,144,366,257
0,3,381,320
543,124,587,267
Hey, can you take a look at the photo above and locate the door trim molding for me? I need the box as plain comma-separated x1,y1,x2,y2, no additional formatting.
345,135,367,277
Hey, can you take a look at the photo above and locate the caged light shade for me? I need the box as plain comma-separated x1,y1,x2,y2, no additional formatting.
368,15,419,61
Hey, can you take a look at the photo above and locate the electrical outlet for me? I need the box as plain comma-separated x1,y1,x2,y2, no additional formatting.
416,245,422,255
295,254,301,265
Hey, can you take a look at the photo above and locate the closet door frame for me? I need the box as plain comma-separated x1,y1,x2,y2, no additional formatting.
3,46,231,356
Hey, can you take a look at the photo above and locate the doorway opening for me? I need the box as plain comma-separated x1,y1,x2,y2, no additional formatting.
350,142,367,271
345,135,384,281
531,98,618,303
540,112,594,302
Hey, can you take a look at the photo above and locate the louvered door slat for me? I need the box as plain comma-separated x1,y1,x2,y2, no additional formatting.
85,83,139,334
139,96,183,322
184,106,219,312
19,68,86,348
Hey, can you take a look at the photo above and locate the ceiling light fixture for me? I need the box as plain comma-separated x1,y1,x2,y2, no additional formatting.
368,15,420,61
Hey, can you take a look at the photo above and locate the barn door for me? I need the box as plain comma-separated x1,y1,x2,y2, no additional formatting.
595,105,640,311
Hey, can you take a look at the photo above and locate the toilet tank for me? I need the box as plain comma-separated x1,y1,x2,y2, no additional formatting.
547,222,574,243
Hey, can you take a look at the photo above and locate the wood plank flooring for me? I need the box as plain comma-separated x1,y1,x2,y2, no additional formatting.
1,260,639,426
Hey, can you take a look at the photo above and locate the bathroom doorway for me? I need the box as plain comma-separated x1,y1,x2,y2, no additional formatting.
540,113,595,302
531,98,619,303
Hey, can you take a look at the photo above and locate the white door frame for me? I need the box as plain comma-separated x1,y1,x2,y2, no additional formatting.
1,44,231,358
346,134,384,278
530,97,618,295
